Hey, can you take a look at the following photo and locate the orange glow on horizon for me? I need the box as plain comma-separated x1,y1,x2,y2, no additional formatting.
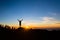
5,23,60,29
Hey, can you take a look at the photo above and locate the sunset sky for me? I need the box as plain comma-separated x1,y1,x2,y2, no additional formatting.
0,0,60,28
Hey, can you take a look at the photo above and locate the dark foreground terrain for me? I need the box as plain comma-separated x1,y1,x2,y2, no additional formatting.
0,24,60,40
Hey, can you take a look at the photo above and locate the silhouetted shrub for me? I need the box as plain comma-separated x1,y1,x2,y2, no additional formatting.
0,24,60,40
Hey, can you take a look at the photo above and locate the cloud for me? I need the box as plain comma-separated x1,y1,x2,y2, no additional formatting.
52,13,56,15
56,23,60,24
40,17,58,24
48,12,56,16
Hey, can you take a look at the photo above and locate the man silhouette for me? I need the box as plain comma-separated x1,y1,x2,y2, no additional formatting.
18,19,23,28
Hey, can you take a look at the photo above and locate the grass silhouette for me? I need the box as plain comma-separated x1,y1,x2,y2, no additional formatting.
0,24,60,40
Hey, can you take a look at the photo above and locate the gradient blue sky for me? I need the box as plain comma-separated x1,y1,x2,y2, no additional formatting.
0,0,60,27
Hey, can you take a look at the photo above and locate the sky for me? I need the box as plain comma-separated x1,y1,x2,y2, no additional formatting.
0,0,60,28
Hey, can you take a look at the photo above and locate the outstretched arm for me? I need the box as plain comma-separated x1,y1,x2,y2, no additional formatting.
21,19,23,21
17,19,23,21
17,19,20,21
